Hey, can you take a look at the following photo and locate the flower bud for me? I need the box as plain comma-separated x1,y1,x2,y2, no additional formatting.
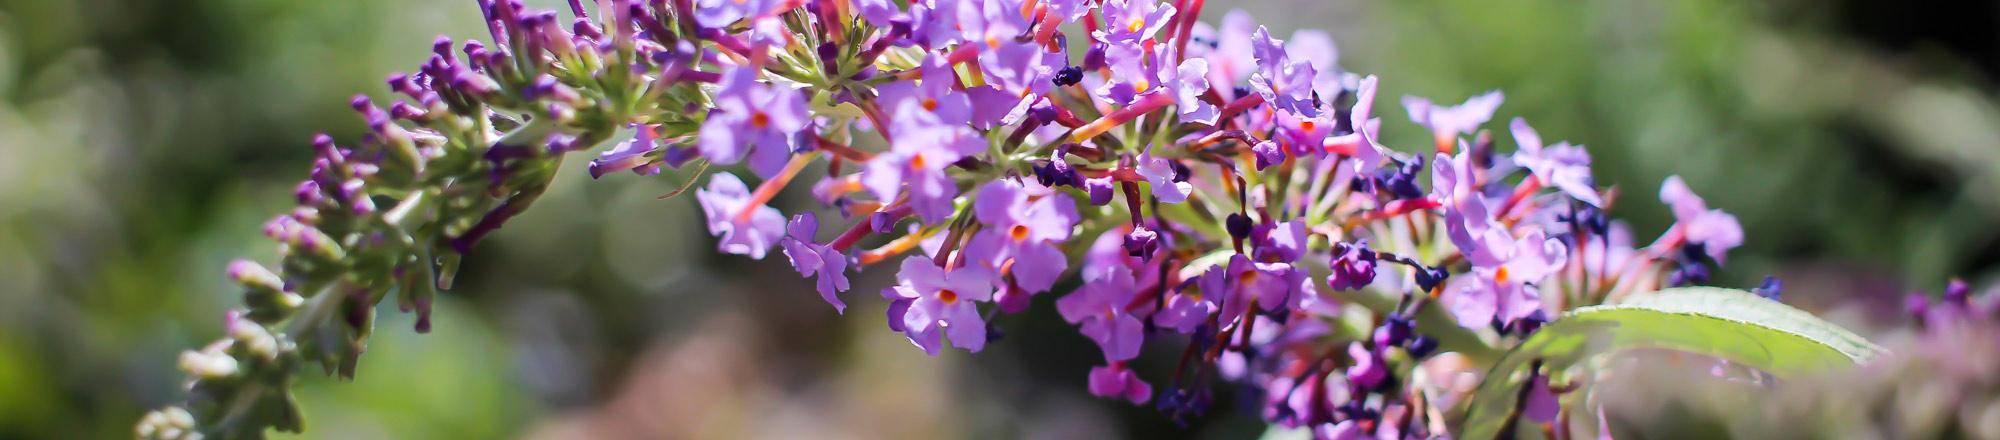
177,349,240,380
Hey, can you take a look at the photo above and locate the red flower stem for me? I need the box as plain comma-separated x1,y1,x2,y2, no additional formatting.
813,134,875,161
1173,0,1205,62
734,151,819,223
1215,93,1266,123
1071,92,1175,143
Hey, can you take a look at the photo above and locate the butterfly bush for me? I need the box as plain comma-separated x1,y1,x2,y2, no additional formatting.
139,0,1908,438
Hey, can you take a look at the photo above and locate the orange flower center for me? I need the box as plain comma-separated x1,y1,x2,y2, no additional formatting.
1009,225,1030,241
1134,79,1152,93
1238,270,1259,284
909,154,927,170
1495,266,1511,284
1126,17,1145,33
751,112,771,129
922,98,939,112
939,289,959,304
1300,120,1316,133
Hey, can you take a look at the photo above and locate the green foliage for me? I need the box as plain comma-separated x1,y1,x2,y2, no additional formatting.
1459,287,1883,439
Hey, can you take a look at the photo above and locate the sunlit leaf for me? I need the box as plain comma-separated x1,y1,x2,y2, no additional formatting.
1460,287,1883,439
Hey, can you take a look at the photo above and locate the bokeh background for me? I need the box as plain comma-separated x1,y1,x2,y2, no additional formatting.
0,0,1996,438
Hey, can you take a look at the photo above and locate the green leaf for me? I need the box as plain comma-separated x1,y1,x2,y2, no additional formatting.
1459,287,1883,439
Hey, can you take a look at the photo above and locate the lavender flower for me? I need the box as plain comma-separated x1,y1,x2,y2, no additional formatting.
697,172,787,259
1404,90,1504,151
1510,117,1602,206
886,257,996,355
1660,175,1744,263
1093,0,1176,45
700,69,809,178
781,212,852,312
966,180,1078,292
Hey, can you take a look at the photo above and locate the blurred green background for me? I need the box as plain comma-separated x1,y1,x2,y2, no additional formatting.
0,0,1995,438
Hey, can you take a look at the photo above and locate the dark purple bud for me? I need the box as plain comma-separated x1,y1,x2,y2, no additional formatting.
1413,265,1449,293
1029,105,1058,124
1085,178,1114,206
1752,276,1783,301
1053,65,1083,87
573,18,603,40
1906,293,1931,327
1405,335,1438,358
1082,44,1107,71
1032,161,1059,187
1251,141,1283,171
432,36,456,59
566,0,588,18
1225,213,1252,241
1510,310,1550,336
389,101,425,121
294,181,324,205
312,134,340,160
1374,314,1414,349
1124,227,1160,258
995,284,1032,314
817,42,839,68
1170,161,1192,183
1945,279,1971,306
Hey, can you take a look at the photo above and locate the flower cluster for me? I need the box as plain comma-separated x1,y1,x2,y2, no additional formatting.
632,0,1755,436
137,0,1766,438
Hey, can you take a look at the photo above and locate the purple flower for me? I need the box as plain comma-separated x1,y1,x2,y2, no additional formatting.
1251,140,1284,170
1403,90,1504,150
1192,10,1256,94
1510,118,1602,206
1446,228,1567,328
699,69,808,178
1137,151,1191,203
696,172,787,259
1252,219,1310,263
1275,106,1335,156
1092,0,1176,44
1191,10,1257,95
1284,29,1344,99
1088,363,1153,404
589,123,662,178
956,0,1032,49
1094,43,1217,124
877,54,974,125
1341,75,1387,173
1057,265,1145,361
885,257,996,355
852,0,905,27
1345,341,1386,390
1433,150,1503,266
975,40,1062,124
692,0,785,28
964,180,1078,292
1213,254,1301,323
1154,287,1216,334
1326,240,1378,291
1248,27,1320,117
1174,58,1219,125
861,103,986,222
1660,176,1743,263
1094,42,1168,106
780,212,851,313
